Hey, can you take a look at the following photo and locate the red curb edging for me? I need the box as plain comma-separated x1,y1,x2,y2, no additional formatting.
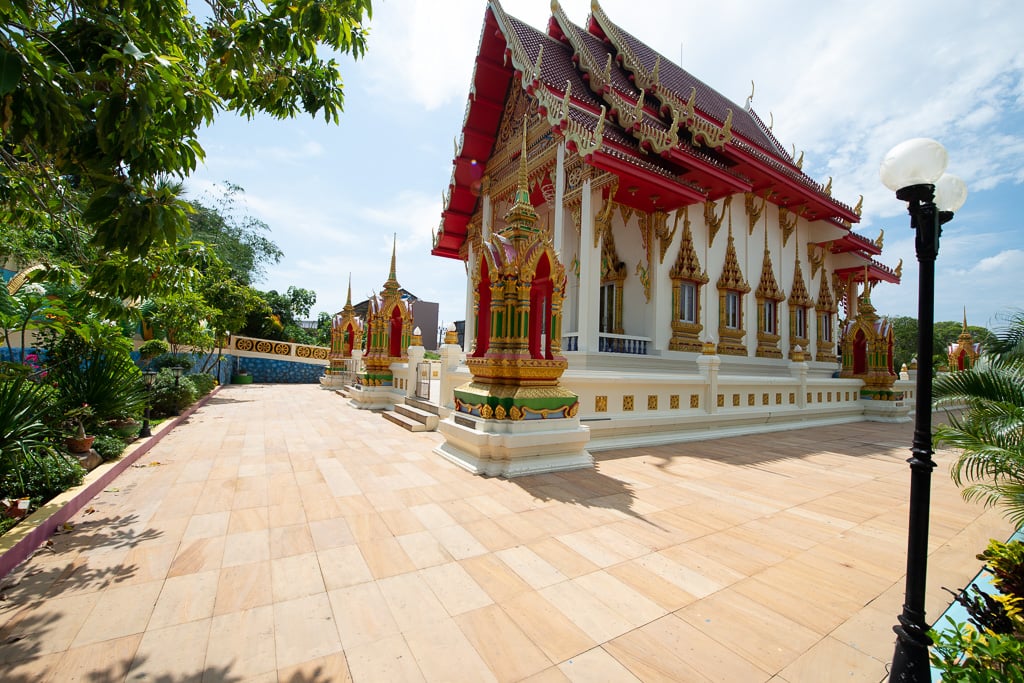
0,385,226,579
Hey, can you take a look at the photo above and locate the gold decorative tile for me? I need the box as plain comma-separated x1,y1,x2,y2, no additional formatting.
689,394,699,409
789,392,795,404
717,394,724,408
670,394,680,409
817,392,823,403
747,394,755,406
762,393,769,406
623,395,634,411
595,396,607,412
775,392,782,405
732,394,740,407
647,395,658,411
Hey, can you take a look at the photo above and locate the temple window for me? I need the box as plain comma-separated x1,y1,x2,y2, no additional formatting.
599,282,616,333
679,282,697,324
794,307,807,339
761,300,777,335
819,312,832,342
725,291,741,329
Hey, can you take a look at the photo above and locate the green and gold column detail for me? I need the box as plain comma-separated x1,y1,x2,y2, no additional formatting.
455,123,578,421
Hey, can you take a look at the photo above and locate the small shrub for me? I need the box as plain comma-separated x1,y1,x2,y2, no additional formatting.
150,369,198,417
188,373,216,397
151,354,194,373
930,617,1024,682
979,540,1024,601
1,453,85,509
91,434,127,461
138,339,170,366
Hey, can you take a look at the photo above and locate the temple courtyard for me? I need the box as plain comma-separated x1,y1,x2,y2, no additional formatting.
0,384,1011,682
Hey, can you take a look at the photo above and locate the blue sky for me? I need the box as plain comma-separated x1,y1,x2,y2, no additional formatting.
188,0,1024,335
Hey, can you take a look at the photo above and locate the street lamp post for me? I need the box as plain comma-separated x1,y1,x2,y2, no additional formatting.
139,370,157,438
880,138,968,682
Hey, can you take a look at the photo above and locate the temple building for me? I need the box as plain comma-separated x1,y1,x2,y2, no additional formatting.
947,311,982,371
430,1,907,449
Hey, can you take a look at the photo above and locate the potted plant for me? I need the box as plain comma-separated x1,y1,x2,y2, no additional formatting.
63,404,95,453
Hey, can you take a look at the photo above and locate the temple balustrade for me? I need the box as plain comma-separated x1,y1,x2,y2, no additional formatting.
560,331,650,355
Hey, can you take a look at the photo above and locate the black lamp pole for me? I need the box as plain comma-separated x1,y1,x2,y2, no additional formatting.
888,183,943,680
139,370,157,438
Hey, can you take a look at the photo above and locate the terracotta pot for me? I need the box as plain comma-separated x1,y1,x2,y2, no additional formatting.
65,435,95,454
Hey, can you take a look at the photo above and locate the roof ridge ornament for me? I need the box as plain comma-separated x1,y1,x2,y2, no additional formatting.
745,80,755,109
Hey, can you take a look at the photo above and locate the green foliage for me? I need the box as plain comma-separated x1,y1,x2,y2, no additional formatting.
0,452,85,510
189,183,282,285
979,540,1024,601
138,339,170,365
1,0,373,258
888,315,994,372
149,369,197,417
91,433,127,461
48,338,147,426
0,378,59,496
930,617,1024,682
151,354,194,373
188,373,217,397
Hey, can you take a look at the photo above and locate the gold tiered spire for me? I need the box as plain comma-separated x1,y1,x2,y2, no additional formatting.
501,119,540,245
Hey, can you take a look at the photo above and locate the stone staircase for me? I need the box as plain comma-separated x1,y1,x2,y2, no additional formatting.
382,396,440,432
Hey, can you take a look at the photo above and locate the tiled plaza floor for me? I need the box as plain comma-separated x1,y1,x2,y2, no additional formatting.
0,384,1012,682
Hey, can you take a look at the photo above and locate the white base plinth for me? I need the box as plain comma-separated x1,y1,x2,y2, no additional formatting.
320,374,347,389
861,398,913,423
435,415,592,478
348,385,400,411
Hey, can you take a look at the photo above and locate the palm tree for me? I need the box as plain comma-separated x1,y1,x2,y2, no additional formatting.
934,310,1024,526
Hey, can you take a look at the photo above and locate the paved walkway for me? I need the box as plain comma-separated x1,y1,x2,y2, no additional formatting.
0,384,1011,682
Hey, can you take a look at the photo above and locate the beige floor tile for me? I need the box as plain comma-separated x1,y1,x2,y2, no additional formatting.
459,554,533,603
127,618,211,682
70,579,163,647
418,561,494,616
777,635,886,682
455,604,552,683
43,633,140,682
358,538,417,579
268,502,307,528
182,511,232,541
461,518,520,552
273,593,342,670
214,561,273,616
376,572,450,632
431,524,488,560
3,651,64,681
148,570,219,629
271,552,326,602
606,560,697,611
495,546,568,589
228,506,270,535
117,542,179,586
557,646,640,682
343,633,425,682
500,591,595,663
378,508,427,536
309,517,356,551
396,530,453,569
539,580,635,644
346,512,394,544
527,537,601,579
404,618,497,683
676,589,823,675
222,529,271,567
277,652,353,683
168,537,226,578
555,530,633,568
572,571,666,627
204,605,276,680
327,582,401,649
270,524,316,559
318,545,373,590
409,502,457,529
604,614,768,683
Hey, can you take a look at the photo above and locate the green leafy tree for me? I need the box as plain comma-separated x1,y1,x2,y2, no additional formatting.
890,316,918,371
189,183,282,285
0,0,373,259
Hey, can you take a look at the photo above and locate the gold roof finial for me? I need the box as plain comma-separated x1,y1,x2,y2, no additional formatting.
346,274,352,307
746,80,755,109
517,115,529,199
389,233,397,281
962,307,968,332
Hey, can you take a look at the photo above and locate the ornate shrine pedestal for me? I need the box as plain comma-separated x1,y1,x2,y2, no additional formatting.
434,412,591,478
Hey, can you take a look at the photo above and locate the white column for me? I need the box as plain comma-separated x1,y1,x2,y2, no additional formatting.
696,351,720,414
482,194,492,241
463,242,475,355
577,179,598,353
651,214,675,352
553,142,565,253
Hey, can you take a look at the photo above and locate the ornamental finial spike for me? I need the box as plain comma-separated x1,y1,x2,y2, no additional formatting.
389,233,397,281
346,273,352,307
517,115,529,198
963,306,968,332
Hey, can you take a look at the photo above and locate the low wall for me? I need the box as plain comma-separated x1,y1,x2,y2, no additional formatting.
228,336,328,384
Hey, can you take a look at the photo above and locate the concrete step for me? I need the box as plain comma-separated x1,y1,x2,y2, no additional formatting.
405,396,440,416
382,410,428,432
395,404,439,431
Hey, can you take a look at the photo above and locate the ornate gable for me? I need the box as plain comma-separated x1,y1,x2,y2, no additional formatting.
755,247,783,301
716,227,749,293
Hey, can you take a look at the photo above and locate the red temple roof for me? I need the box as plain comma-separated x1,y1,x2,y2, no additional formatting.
433,0,863,260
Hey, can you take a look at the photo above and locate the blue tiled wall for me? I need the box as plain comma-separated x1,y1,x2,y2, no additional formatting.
234,356,324,384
